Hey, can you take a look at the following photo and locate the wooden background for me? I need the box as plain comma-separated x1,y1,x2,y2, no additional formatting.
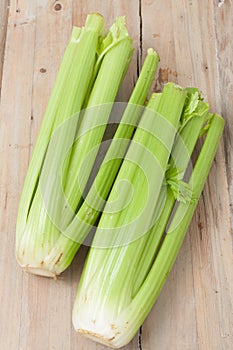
0,1,232,349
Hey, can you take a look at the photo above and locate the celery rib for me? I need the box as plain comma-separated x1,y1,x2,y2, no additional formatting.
73,88,224,349
41,49,159,274
16,14,105,276
17,15,105,231
72,83,187,346
133,94,210,295
119,114,224,347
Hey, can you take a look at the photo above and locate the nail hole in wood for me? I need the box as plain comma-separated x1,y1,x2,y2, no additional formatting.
16,8,20,13
40,68,47,73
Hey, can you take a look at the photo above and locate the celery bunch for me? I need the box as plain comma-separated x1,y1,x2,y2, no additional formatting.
15,14,134,276
15,14,159,276
15,13,224,349
72,85,224,348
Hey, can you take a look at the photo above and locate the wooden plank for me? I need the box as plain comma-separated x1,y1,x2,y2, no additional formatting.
0,0,8,96
0,1,37,349
140,0,178,89
214,0,233,232
141,1,232,349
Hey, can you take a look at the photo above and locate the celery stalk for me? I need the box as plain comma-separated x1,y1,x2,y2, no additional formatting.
92,83,187,248
43,17,134,237
16,14,134,277
16,14,104,232
133,90,210,295
116,114,224,348
16,14,105,277
39,49,160,275
61,16,134,227
72,83,187,346
16,17,160,277
73,104,224,348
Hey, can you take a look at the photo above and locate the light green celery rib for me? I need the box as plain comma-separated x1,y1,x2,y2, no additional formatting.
132,94,210,296
16,14,104,232
93,83,187,247
116,114,224,347
17,16,134,277
42,49,159,274
15,14,105,275
148,92,161,108
72,83,187,339
68,49,159,233
73,112,224,348
61,16,134,230
83,16,132,108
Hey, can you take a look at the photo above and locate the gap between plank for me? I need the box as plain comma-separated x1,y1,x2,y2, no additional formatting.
138,326,143,350
137,3,144,348
137,0,142,78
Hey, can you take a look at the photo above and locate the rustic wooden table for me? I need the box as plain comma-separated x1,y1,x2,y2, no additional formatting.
0,1,232,349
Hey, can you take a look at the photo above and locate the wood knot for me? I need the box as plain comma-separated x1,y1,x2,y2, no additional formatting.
54,3,62,11
40,68,47,73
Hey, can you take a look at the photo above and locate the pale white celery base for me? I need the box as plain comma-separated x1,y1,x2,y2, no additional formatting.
16,228,79,277
73,303,133,349
23,266,56,278
16,249,58,277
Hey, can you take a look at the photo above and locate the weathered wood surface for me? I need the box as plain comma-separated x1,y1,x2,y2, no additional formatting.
0,0,8,93
0,1,232,349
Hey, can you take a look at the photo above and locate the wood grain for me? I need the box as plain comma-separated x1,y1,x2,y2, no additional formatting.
0,2,38,349
0,1,232,350
214,0,233,233
141,1,233,349
0,0,8,96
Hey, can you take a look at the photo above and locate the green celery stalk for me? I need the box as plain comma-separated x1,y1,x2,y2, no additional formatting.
73,105,224,347
116,114,224,348
16,14,105,277
16,14,105,233
72,83,187,346
133,89,210,295
40,49,160,275
92,83,187,248
41,17,134,237
61,16,134,227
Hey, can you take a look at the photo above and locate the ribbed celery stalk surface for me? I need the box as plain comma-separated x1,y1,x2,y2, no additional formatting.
72,83,188,345
16,14,134,276
15,13,224,348
44,48,160,273
73,85,224,348
16,14,105,277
